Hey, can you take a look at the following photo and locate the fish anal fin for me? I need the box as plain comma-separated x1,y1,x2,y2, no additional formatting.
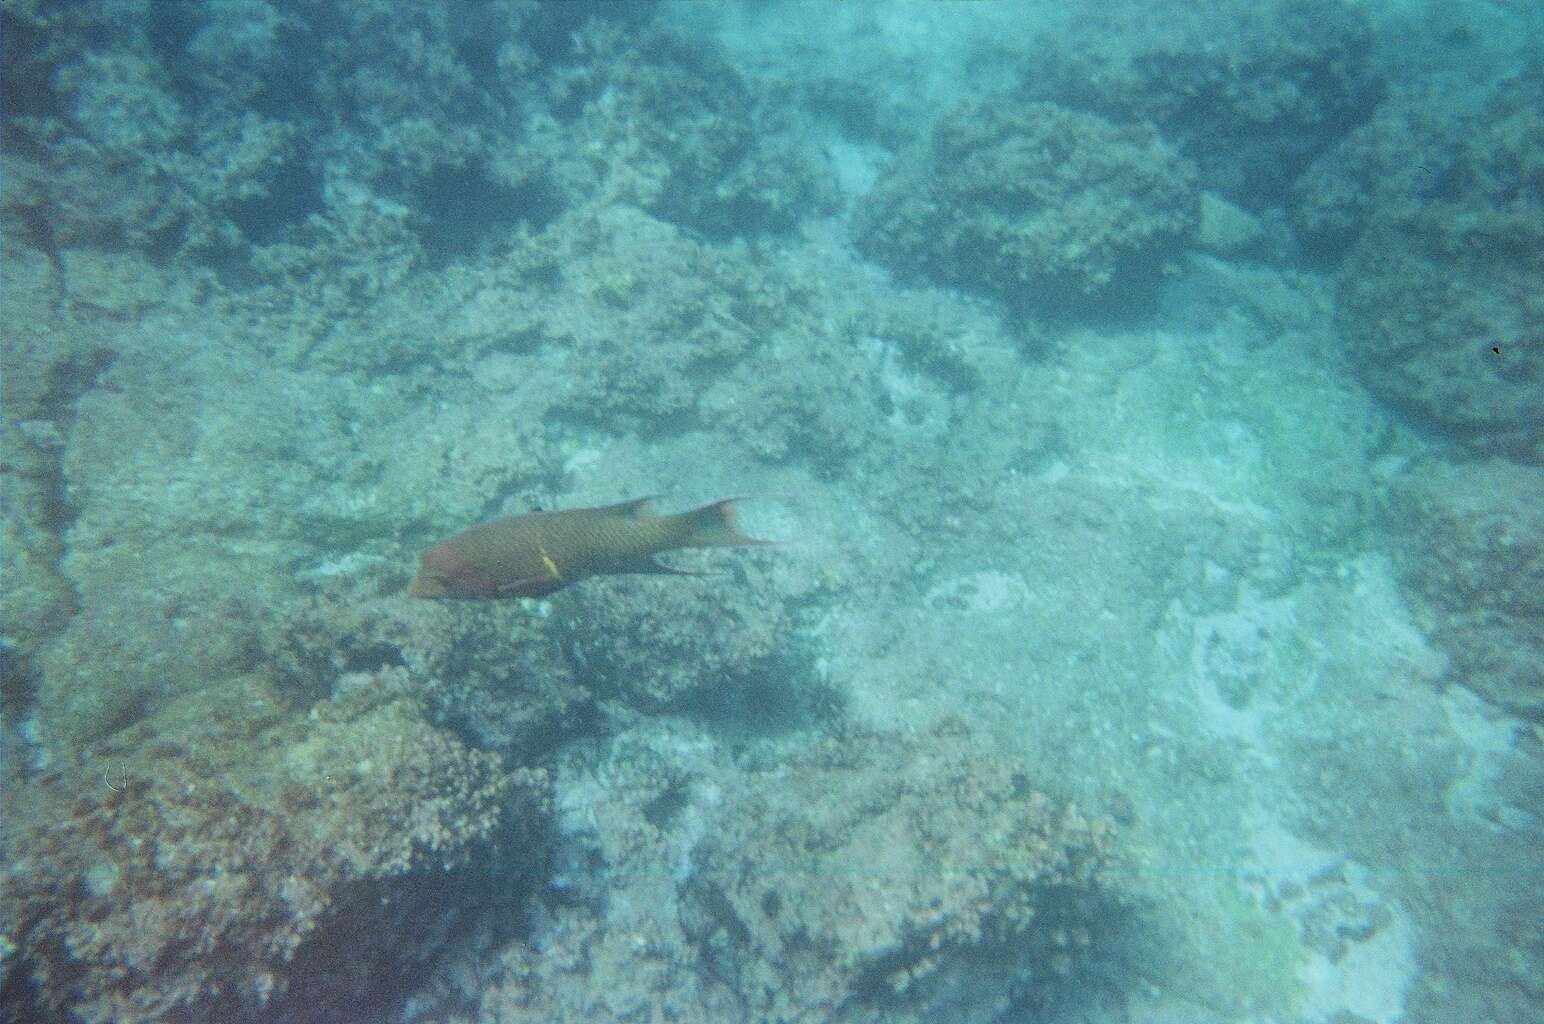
498,575,565,598
630,556,707,577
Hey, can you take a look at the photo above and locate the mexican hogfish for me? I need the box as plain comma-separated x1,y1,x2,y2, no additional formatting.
409,497,767,600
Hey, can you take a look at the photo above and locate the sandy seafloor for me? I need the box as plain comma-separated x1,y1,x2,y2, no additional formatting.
2,1,1542,1023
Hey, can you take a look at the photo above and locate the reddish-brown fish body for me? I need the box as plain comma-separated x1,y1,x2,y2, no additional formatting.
409,497,765,600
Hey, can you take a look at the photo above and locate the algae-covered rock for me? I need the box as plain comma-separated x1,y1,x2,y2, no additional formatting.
554,557,791,716
681,720,1112,1018
559,29,838,239
476,717,1112,1023
1027,0,1381,209
1333,69,1544,461
0,265,134,744
273,575,591,761
1,417,79,669
854,98,1197,315
28,335,304,751
1336,234,1544,463
1386,459,1544,720
0,675,549,1024
1288,81,1465,263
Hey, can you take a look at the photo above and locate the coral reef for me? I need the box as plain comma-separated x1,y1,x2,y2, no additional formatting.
854,98,1198,315
0,674,549,1024
553,557,792,715
554,28,838,238
11,5,1533,1024
8,202,849,758
272,563,591,760
1287,81,1468,263
0,0,553,309
0,0,833,314
299,201,883,476
1386,458,1544,720
470,717,1112,1023
1026,0,1381,210
1333,67,1544,461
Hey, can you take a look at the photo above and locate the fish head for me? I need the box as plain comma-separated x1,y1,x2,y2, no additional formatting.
409,543,499,599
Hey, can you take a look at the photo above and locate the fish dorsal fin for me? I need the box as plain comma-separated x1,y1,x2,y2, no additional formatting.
598,496,656,519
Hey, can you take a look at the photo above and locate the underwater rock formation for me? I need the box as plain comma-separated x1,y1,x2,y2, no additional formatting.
854,98,1198,316
1333,67,1544,462
473,717,1112,1023
274,568,590,761
1387,459,1544,721
1287,80,1467,263
0,0,561,291
559,30,839,238
0,675,548,1024
1026,0,1381,211
0,264,109,712
553,556,792,716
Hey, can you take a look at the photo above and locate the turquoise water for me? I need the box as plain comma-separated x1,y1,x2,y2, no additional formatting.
2,2,1540,1022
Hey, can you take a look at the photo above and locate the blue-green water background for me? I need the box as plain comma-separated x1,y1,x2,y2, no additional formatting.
2,2,1541,1022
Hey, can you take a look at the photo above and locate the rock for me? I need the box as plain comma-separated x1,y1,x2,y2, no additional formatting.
1027,0,1382,209
1333,68,1544,460
1387,458,1544,719
1197,191,1268,258
475,717,1112,1023
1,675,549,1024
854,99,1198,316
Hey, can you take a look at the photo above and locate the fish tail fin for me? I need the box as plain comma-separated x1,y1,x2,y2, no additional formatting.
676,499,772,548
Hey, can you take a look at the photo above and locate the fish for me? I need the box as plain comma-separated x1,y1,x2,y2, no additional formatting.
409,497,769,600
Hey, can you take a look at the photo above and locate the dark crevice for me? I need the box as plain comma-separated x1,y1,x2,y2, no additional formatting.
34,347,118,531
0,643,41,719
228,158,325,246
5,347,121,659
342,642,407,676
0,11,59,125
641,778,691,830
410,162,564,270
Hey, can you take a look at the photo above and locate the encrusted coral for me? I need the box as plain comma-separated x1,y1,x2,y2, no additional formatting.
553,27,838,238
683,719,1111,1017
554,555,791,715
273,570,589,760
854,98,1198,314
1,675,548,1024
1333,67,1544,462
0,0,549,303
1387,458,1544,720
473,717,1112,1023
1026,0,1381,208
1287,80,1463,262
